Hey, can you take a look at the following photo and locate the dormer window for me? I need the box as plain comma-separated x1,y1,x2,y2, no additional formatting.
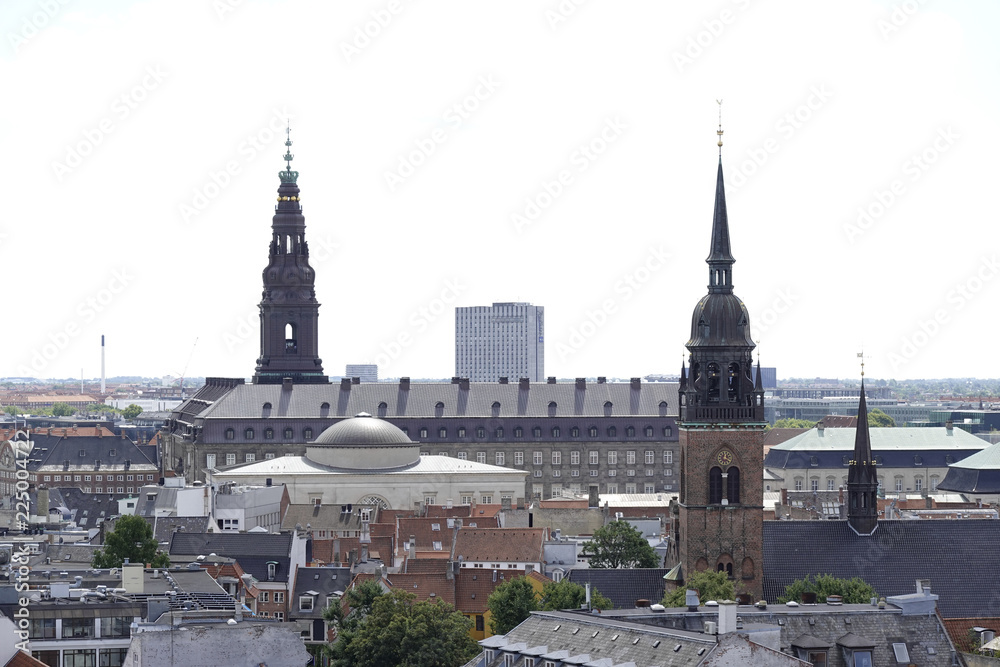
267,562,277,581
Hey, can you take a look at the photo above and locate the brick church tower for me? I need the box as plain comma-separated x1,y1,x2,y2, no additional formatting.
673,127,766,598
253,127,328,385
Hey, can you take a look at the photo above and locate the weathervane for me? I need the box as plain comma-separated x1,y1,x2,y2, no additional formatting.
716,99,724,155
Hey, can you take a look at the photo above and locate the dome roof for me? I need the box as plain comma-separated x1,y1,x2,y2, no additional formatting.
686,293,755,348
313,413,413,446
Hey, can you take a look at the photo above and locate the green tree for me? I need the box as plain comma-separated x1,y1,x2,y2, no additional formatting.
121,404,143,420
487,576,540,634
582,520,660,569
540,579,612,611
867,408,895,428
50,402,75,417
92,515,170,568
1,405,19,416
777,574,877,604
329,589,477,667
662,570,735,607
771,418,817,429
87,403,119,415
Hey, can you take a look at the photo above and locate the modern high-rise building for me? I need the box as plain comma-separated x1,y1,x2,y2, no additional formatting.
345,364,378,382
455,302,544,382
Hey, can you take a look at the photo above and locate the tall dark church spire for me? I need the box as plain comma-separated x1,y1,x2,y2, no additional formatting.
672,115,766,599
253,126,328,385
847,377,878,534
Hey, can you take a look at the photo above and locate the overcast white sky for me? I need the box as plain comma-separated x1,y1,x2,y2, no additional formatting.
3,0,998,383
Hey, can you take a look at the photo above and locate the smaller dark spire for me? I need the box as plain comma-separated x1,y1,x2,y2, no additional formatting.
680,358,688,391
754,360,763,392
847,379,878,535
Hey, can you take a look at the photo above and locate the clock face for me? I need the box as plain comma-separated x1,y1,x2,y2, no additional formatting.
716,450,733,466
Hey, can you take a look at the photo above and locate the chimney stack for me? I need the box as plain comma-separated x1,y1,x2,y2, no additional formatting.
946,420,954,435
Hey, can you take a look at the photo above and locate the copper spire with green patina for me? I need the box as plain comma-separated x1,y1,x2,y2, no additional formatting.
279,122,299,184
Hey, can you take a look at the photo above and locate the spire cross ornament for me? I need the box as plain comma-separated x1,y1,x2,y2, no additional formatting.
716,99,724,155
283,121,294,170
857,351,870,378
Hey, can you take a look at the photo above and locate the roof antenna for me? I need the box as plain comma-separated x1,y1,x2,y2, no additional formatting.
716,99,724,156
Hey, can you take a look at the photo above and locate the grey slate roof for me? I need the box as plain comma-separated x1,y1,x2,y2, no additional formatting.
152,516,210,544
567,569,672,609
29,433,157,472
289,566,352,621
483,610,716,666
181,380,679,421
763,519,1000,618
168,532,293,582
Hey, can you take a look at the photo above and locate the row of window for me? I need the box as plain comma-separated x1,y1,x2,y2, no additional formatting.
258,591,285,603
207,453,276,467
793,476,940,492
29,616,132,639
416,425,669,440
79,487,133,494
226,427,313,441
533,482,665,497
530,468,672,478
223,425,672,441
42,474,154,483
451,450,674,465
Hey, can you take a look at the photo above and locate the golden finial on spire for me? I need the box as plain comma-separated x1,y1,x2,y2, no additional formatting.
716,99,724,155
857,350,866,378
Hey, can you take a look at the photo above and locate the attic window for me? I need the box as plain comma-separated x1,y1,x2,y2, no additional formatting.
892,643,910,662
321,402,330,410
109,449,117,456
674,644,682,652
652,640,660,648
79,449,87,457
572,628,580,635
263,402,272,410
433,541,442,551
431,523,441,531
611,634,619,641
552,625,560,631
632,638,640,645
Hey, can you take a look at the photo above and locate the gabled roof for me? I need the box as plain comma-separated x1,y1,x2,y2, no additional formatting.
386,572,456,606
455,568,529,614
290,566,352,619
763,519,1000,618
29,433,157,472
396,517,457,556
566,569,673,610
453,528,545,563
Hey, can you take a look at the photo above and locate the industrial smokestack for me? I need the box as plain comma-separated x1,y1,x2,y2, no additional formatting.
101,335,106,394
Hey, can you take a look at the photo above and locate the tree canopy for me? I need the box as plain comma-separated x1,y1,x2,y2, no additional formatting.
582,520,660,569
327,589,477,667
50,402,75,417
92,514,170,568
777,574,877,604
867,408,895,428
540,579,612,611
487,576,539,635
662,570,735,607
121,404,143,420
771,418,817,429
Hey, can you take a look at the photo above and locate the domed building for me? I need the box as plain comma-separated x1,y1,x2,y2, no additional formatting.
204,413,528,509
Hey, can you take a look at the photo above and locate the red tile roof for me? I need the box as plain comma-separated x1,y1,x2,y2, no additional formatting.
453,528,545,563
386,572,456,606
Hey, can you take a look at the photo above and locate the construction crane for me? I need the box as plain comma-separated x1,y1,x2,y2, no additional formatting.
173,338,199,401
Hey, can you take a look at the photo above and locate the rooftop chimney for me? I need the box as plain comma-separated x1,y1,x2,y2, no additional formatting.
351,376,360,384
817,421,825,436
718,600,738,634
547,377,556,384
946,420,954,435
499,377,509,384
630,377,641,388
597,377,606,384
282,377,293,391
519,377,530,389
340,378,352,389
459,378,469,390
400,377,410,389
575,378,586,389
